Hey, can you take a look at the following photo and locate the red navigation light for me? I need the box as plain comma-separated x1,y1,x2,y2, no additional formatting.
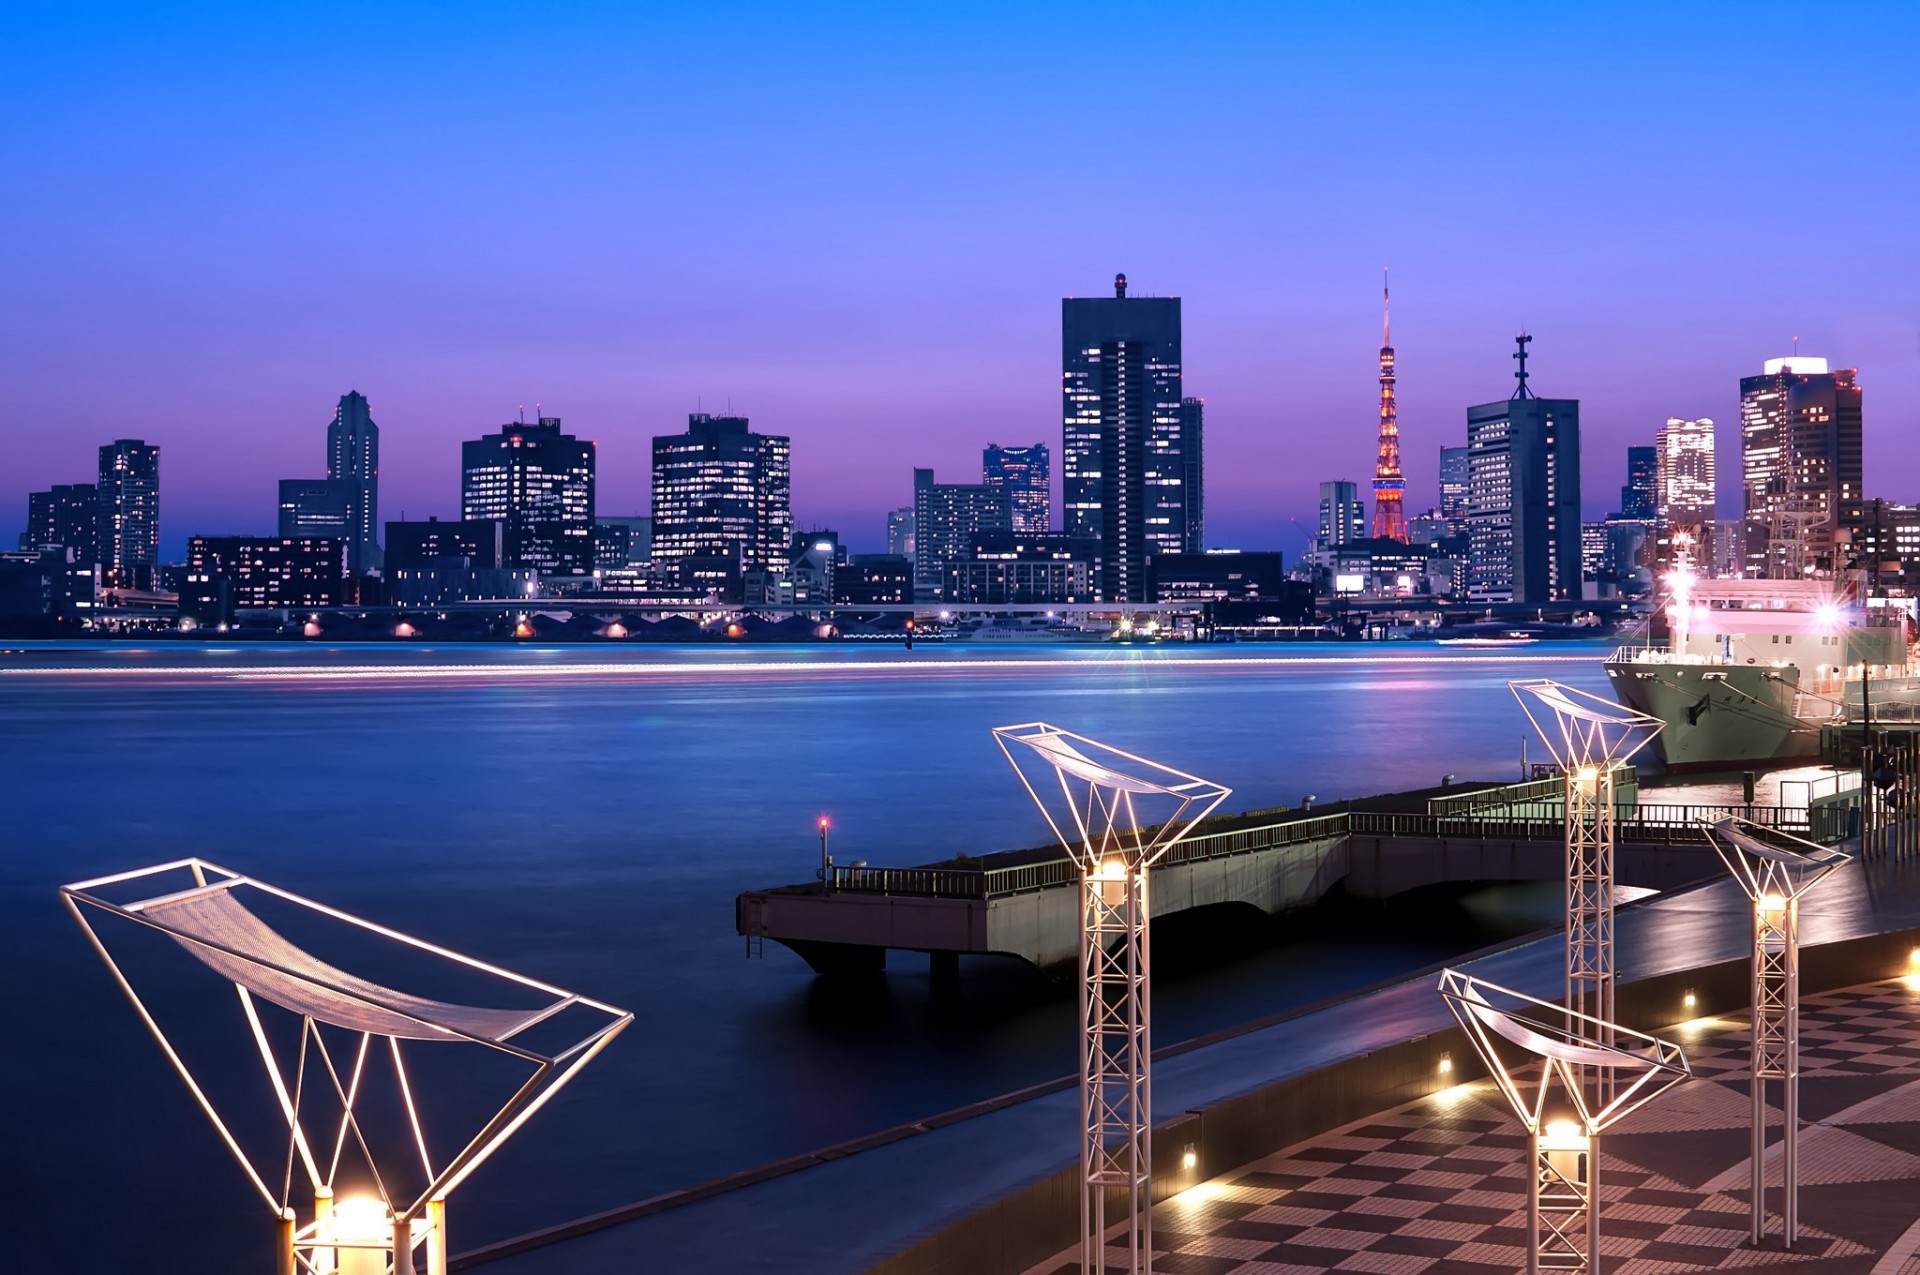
818,815,830,830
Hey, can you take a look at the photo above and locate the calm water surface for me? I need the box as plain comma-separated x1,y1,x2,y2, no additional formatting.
0,641,1610,1268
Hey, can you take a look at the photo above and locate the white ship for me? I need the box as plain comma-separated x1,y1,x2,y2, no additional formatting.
1605,568,1917,772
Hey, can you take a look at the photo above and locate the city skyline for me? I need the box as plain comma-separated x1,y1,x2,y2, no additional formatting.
5,4,1916,556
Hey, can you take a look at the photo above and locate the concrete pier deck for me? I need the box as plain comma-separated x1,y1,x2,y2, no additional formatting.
463,853,1920,1275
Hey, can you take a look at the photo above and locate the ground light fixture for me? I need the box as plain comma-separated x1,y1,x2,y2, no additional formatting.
61,859,633,1275
1700,816,1851,1247
1438,969,1690,1275
994,723,1231,1275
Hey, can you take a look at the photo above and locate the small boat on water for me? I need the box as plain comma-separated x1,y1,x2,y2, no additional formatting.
1437,633,1539,647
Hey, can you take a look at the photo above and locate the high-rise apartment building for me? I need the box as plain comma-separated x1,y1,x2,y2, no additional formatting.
461,416,596,577
1179,397,1205,552
97,439,159,590
1655,417,1716,529
912,467,1012,598
650,413,791,576
1317,481,1366,547
20,484,98,565
982,444,1051,534
327,392,380,573
1739,357,1863,578
1063,273,1188,601
1620,446,1657,520
1465,336,1582,604
886,507,915,559
1438,446,1470,529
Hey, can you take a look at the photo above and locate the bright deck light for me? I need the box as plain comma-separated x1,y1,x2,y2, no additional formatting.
1438,1051,1452,1075
1684,989,1697,1010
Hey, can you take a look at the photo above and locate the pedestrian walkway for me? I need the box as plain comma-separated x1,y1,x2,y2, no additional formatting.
1026,978,1920,1275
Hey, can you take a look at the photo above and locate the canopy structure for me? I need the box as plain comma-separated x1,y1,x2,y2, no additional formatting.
1509,678,1665,772
62,858,632,1274
1702,816,1851,904
992,722,1232,872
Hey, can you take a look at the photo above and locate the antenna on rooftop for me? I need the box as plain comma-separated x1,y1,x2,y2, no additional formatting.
517,404,525,424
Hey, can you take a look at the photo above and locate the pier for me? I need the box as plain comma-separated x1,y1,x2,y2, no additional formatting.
735,774,1847,977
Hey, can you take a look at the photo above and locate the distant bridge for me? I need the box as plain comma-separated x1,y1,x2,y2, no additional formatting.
736,779,1836,978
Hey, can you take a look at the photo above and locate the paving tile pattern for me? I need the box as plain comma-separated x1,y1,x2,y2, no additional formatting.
1028,980,1920,1275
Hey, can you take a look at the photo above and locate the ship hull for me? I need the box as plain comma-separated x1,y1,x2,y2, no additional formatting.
1604,660,1822,773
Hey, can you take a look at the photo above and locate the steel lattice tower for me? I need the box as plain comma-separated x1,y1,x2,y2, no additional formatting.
1371,271,1408,542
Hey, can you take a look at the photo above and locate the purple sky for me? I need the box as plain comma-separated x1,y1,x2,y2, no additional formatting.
4,3,1916,557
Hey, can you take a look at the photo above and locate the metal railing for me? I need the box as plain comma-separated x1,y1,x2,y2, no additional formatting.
812,798,1819,903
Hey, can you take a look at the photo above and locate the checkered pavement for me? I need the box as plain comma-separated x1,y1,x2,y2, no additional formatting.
1026,979,1920,1274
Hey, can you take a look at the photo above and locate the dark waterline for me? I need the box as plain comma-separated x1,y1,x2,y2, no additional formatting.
0,642,1609,1268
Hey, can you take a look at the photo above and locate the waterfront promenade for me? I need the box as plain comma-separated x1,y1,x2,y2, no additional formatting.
466,853,1920,1273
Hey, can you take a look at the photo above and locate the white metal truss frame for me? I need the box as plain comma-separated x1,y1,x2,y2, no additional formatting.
994,723,1231,1275
1509,680,1665,1097
1438,970,1690,1275
1701,817,1851,1247
62,858,633,1275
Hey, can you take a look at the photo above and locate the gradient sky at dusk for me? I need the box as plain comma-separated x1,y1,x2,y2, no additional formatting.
5,1,1916,557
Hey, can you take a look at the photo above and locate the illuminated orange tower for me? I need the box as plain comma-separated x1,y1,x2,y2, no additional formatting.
1371,271,1408,542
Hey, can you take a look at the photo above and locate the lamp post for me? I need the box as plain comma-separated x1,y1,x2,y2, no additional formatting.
1439,970,1691,1274
1701,817,1850,1247
994,723,1230,1275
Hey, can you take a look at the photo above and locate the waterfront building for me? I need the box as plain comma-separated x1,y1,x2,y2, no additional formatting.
1620,445,1657,520
1062,273,1188,601
650,413,791,581
385,517,503,570
983,444,1051,535
97,439,159,590
1740,356,1863,578
277,478,353,541
945,532,1094,605
1180,398,1206,552
0,547,95,627
886,507,915,559
327,391,381,573
912,467,1012,599
754,529,844,606
1150,550,1286,604
1318,481,1366,547
596,515,652,566
1324,537,1441,598
1465,336,1582,604
836,554,913,606
182,535,346,622
1438,445,1470,530
462,416,596,577
20,483,98,568
387,562,534,606
1406,508,1449,548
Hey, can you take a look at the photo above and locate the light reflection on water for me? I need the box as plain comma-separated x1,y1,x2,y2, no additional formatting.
0,641,1612,1267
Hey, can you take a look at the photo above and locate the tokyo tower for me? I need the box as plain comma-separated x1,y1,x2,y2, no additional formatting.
1371,271,1408,542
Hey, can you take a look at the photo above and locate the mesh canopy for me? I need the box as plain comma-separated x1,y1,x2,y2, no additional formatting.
1025,731,1186,795
1463,988,1656,1070
142,887,558,1042
1522,682,1647,728
1711,818,1850,869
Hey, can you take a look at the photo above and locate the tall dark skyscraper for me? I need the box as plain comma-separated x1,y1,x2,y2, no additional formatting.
1179,397,1205,552
982,443,1050,534
650,413,792,575
20,484,97,565
1465,336,1582,604
97,439,159,590
1620,445,1657,520
1739,356,1863,578
327,391,380,572
461,416,596,576
1437,445,1470,528
1062,273,1186,602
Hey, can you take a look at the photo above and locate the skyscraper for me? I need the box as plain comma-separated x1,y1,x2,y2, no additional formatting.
983,444,1051,534
886,507,915,559
650,413,792,576
1062,273,1186,601
1465,336,1582,604
20,484,97,566
1438,445,1470,529
1655,417,1715,529
1371,276,1407,541
1318,481,1366,546
1179,397,1205,552
912,467,1012,598
327,391,380,573
1620,446,1657,520
461,416,596,576
97,439,159,590
1739,357,1863,578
